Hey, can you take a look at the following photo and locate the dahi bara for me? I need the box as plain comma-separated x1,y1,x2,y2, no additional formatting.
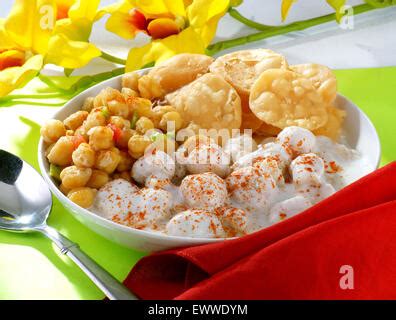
166,73,242,130
249,69,328,131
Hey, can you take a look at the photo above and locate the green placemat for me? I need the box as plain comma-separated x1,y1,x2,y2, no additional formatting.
0,66,395,300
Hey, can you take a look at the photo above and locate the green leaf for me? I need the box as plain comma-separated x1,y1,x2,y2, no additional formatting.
101,106,110,119
64,68,74,77
326,0,347,22
130,111,139,129
49,164,62,182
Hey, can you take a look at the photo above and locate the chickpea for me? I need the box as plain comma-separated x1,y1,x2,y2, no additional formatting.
74,125,89,141
122,72,139,91
115,128,135,149
128,134,151,159
72,143,95,168
88,126,114,150
45,143,55,157
60,166,92,189
109,116,130,129
112,171,132,182
40,119,66,144
64,111,89,131
47,136,74,166
121,87,139,98
86,170,109,189
147,136,177,155
84,108,107,131
159,111,183,132
130,97,153,118
94,87,121,108
117,151,134,172
59,183,70,195
94,88,129,117
95,148,121,174
107,99,129,118
67,187,96,208
151,105,176,126
135,116,154,134
82,97,95,112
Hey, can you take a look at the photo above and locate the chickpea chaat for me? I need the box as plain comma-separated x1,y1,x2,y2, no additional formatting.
41,50,368,238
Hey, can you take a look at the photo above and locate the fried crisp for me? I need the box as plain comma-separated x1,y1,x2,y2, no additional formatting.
255,121,282,137
314,106,346,141
240,111,263,132
209,49,288,101
166,73,242,130
138,53,214,100
249,69,328,131
290,63,337,105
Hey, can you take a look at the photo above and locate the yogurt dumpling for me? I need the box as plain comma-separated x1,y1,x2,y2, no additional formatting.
233,141,291,170
226,166,277,210
290,153,325,185
166,209,225,238
186,143,230,178
180,172,227,210
269,195,311,225
125,188,173,230
277,126,316,155
93,179,139,220
254,157,284,186
223,134,258,163
216,207,249,236
131,150,175,185
297,182,336,205
291,153,336,204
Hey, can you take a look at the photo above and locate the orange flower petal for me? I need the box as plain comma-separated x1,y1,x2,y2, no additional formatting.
0,49,25,71
57,4,70,20
128,9,148,31
147,18,180,39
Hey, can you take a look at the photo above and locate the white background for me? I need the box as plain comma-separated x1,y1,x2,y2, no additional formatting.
0,0,395,74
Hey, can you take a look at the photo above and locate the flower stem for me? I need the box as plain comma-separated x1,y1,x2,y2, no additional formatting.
228,7,274,31
0,100,66,107
38,73,70,94
0,93,66,101
66,67,125,94
101,50,127,65
207,3,376,56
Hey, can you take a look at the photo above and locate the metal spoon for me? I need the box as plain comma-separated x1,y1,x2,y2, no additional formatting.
0,149,137,300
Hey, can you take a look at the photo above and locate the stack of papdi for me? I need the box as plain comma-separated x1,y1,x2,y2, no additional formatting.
134,50,345,142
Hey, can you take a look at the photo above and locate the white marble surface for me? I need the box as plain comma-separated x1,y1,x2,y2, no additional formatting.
0,0,395,73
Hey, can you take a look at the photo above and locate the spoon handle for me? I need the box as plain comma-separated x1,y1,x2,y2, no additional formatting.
36,225,138,300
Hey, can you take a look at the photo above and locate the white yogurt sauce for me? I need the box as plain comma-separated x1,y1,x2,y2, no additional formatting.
92,126,367,238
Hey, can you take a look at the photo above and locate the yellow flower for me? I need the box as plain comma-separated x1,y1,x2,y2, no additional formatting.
281,0,346,22
104,0,230,71
0,20,43,97
4,0,101,69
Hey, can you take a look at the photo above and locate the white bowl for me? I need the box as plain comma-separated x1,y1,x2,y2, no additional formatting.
38,69,381,252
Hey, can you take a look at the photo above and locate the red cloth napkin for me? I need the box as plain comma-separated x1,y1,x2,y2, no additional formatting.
124,162,396,299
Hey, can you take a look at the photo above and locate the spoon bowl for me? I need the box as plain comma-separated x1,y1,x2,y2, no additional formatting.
0,150,51,231
0,149,137,300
